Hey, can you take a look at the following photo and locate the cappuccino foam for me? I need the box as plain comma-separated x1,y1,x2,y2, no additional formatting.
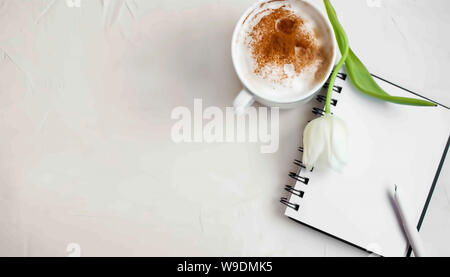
234,0,334,101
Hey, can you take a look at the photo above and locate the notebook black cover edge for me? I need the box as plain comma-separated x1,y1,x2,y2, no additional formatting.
287,216,380,256
372,74,450,256
406,135,450,257
287,135,449,257
372,75,450,256
371,74,450,110
285,75,449,257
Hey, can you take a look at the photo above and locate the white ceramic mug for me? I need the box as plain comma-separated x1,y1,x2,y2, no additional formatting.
231,0,337,114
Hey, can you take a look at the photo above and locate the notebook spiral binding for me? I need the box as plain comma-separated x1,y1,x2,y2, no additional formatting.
280,197,300,211
280,74,346,211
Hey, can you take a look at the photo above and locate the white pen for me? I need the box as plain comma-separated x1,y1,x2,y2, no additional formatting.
393,185,427,257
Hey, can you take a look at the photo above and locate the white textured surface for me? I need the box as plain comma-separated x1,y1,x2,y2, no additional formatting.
0,0,449,257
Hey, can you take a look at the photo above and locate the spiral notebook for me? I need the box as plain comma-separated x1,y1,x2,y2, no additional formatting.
281,71,450,257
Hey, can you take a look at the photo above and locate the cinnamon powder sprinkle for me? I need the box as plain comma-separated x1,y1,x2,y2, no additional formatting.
248,7,326,82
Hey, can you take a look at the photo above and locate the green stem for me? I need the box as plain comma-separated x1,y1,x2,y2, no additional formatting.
324,0,350,114
325,48,349,114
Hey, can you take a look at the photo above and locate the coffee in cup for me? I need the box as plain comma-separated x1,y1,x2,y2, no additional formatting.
232,0,336,113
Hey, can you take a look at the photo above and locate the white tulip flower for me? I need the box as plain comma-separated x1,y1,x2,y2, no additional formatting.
302,114,349,172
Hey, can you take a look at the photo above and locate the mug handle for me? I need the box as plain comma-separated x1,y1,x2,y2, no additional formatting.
233,88,255,114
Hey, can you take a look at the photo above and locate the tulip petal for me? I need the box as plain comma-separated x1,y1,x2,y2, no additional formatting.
330,115,349,166
303,116,328,171
322,115,339,170
302,114,350,172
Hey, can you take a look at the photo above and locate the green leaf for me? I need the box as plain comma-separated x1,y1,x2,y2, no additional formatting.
323,1,437,107
346,48,389,96
346,49,435,106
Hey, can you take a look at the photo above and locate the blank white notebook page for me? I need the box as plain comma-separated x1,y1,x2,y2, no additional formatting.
285,73,450,257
